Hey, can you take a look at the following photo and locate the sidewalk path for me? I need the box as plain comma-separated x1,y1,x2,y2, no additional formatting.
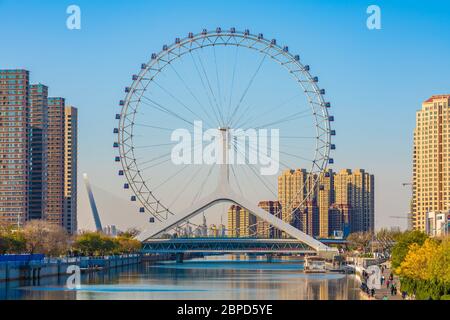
373,264,402,300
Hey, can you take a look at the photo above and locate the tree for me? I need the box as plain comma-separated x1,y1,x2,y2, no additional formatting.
391,230,428,269
114,236,141,254
73,232,107,256
0,230,26,254
396,236,450,299
396,239,440,280
347,232,373,253
118,228,141,239
22,220,71,256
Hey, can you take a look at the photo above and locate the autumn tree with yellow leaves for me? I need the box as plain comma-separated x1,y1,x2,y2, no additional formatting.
396,237,450,300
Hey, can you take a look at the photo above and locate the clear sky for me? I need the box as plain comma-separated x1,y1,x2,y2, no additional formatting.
1,0,449,232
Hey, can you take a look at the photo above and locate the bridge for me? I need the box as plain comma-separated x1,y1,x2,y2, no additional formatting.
141,237,346,259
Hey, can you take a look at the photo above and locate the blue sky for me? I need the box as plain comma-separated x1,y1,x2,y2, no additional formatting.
1,0,449,231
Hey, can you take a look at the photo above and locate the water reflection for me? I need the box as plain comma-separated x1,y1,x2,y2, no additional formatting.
1,255,360,300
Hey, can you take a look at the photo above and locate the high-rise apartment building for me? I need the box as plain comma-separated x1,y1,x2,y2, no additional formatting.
318,169,334,238
29,84,48,221
0,70,30,227
413,95,450,231
64,106,77,234
334,169,374,234
256,200,282,238
0,69,77,232
227,205,256,237
46,97,65,226
277,169,317,236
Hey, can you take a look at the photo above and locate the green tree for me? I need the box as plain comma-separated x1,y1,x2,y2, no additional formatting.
114,236,142,254
391,230,428,269
0,226,27,254
73,232,106,256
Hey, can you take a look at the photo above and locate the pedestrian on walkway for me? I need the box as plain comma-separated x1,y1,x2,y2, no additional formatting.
386,279,390,289
371,288,375,298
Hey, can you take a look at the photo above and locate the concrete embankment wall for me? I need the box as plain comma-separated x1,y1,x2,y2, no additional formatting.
0,255,141,282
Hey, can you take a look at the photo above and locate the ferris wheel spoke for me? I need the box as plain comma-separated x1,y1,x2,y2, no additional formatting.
139,157,173,172
193,49,225,125
151,164,190,192
136,151,172,167
225,46,239,126
191,164,215,206
134,142,176,149
133,123,178,132
189,51,222,126
170,165,206,209
249,110,314,129
230,163,244,195
149,79,215,128
167,63,217,126
279,150,315,163
213,45,224,113
139,96,194,126
243,139,309,173
236,99,307,129
228,53,267,127
231,102,254,129
233,144,277,198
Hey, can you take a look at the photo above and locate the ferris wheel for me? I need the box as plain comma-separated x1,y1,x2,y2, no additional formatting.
114,28,334,244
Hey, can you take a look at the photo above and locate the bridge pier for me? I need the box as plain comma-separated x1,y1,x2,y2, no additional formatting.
175,253,184,263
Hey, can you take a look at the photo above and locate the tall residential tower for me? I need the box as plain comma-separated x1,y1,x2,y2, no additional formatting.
0,70,30,226
64,106,77,234
413,95,450,231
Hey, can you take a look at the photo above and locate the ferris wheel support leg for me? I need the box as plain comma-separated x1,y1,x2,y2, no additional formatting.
228,193,335,254
137,193,229,241
138,191,336,255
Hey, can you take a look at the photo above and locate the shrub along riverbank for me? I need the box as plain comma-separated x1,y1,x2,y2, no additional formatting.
391,231,450,300
0,220,141,257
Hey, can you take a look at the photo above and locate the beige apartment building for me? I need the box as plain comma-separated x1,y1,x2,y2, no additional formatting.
413,95,450,231
227,204,256,237
255,200,282,238
277,169,317,235
334,169,374,234
318,169,334,238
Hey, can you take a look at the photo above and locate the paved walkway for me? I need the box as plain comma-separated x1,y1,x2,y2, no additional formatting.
373,264,402,300
360,263,403,300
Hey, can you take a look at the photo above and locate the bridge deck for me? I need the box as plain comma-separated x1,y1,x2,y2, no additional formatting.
141,237,342,254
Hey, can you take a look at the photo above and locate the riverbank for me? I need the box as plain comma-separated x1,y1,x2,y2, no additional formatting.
0,254,141,282
354,261,404,300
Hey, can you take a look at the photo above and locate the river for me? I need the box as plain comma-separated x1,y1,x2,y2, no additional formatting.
0,255,361,300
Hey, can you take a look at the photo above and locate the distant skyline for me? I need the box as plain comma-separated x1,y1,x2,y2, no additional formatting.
1,0,449,232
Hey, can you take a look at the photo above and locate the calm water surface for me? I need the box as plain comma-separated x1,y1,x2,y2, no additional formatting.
1,255,361,300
